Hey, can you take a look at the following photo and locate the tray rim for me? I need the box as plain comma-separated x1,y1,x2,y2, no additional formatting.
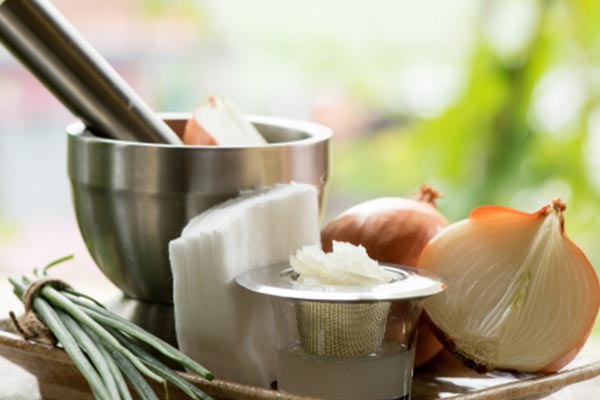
2,323,600,400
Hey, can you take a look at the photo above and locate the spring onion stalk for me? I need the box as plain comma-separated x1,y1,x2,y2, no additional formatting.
38,257,211,379
41,285,164,382
8,277,110,400
57,310,121,399
35,299,111,400
8,256,214,400
111,329,214,400
27,254,75,279
95,338,134,400
64,294,213,380
95,333,161,400
8,277,25,297
34,257,106,309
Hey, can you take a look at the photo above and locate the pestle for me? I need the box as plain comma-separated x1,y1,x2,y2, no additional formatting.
0,0,182,144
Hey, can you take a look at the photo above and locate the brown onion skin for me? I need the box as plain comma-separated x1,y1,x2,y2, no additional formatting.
421,201,600,374
422,313,492,373
536,217,599,373
183,97,219,146
321,185,449,367
183,116,217,146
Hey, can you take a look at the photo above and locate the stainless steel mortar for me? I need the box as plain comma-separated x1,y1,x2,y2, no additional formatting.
67,114,332,305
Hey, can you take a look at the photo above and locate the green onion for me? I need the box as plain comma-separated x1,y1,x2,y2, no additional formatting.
93,331,160,400
8,256,214,400
63,288,108,309
40,285,164,383
35,254,74,276
9,279,111,400
8,277,25,297
57,310,121,399
65,293,213,380
96,338,134,400
111,329,214,400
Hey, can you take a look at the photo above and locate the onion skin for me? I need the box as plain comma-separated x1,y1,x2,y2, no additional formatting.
183,116,217,146
183,96,218,146
536,201,598,373
420,200,600,374
183,97,218,146
422,313,491,374
321,185,449,367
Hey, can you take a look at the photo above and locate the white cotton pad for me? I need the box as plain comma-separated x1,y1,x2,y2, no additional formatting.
169,183,320,387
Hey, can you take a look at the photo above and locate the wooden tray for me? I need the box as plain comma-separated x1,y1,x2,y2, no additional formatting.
1,319,600,400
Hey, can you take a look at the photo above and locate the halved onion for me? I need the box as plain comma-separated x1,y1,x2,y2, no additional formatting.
420,199,600,373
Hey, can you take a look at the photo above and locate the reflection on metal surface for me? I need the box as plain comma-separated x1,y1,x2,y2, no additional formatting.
68,114,332,303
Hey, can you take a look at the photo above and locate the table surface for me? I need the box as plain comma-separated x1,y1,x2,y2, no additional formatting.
1,250,600,400
3,345,600,400
3,316,600,399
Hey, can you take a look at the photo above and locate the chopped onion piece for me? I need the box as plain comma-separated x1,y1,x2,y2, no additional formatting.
290,241,395,286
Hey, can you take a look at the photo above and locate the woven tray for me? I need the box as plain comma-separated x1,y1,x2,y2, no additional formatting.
1,319,600,400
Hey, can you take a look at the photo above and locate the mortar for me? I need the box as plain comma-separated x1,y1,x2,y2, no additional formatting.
67,114,332,305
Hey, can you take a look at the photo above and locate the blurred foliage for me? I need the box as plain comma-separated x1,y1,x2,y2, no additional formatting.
0,219,15,241
140,0,206,24
334,0,600,264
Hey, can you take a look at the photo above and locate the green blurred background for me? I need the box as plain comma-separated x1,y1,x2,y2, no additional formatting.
0,0,599,326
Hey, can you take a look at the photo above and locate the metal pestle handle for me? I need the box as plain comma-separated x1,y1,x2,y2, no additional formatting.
0,0,182,144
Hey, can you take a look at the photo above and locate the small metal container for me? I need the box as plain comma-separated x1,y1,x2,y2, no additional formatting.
236,263,446,400
67,114,332,303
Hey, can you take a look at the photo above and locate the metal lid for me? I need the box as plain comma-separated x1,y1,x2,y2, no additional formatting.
235,263,446,302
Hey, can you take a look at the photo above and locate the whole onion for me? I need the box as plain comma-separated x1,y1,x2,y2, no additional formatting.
420,200,600,373
321,184,449,367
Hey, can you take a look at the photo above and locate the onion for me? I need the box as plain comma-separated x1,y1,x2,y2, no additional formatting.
321,184,449,367
420,199,600,373
183,96,266,146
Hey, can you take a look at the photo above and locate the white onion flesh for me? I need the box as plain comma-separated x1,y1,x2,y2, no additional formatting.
290,241,395,285
420,201,600,373
189,96,266,146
